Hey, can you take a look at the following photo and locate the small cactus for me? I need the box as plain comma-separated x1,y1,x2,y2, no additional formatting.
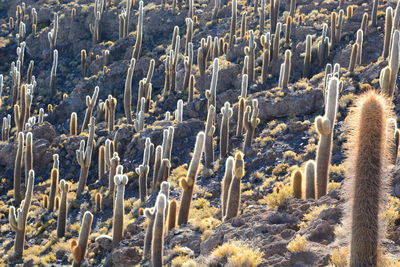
48,168,59,212
304,160,316,199
292,169,302,199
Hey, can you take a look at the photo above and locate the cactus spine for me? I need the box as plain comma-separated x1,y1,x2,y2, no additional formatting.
178,132,205,225
223,151,245,221
220,102,233,158
112,173,128,247
71,211,94,267
315,78,339,199
9,169,34,259
57,179,69,237
151,194,166,267
346,91,390,267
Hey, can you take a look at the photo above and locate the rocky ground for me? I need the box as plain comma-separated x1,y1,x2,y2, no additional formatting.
0,0,400,266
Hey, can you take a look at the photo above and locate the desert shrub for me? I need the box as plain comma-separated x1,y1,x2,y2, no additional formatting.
287,235,308,253
210,240,263,267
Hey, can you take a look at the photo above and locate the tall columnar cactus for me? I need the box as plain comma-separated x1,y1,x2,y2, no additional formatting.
24,132,33,188
70,112,78,135
152,194,166,267
243,99,260,152
57,179,69,238
183,42,193,94
178,132,205,225
346,91,390,267
303,35,312,77
167,199,177,231
244,31,256,82
188,75,195,103
132,1,143,61
14,132,24,205
240,12,247,39
285,16,292,45
76,117,96,198
330,10,344,48
112,173,128,247
270,0,279,33
160,181,170,225
204,104,216,168
81,86,99,133
161,126,174,161
136,164,149,202
279,49,292,89
318,24,329,67
9,169,34,260
229,0,237,48
48,168,59,212
348,43,359,74
81,49,88,77
371,0,379,26
184,18,193,56
315,77,339,199
124,58,136,124
292,169,302,199
98,145,106,182
387,118,400,165
206,58,219,109
223,151,245,221
355,29,363,66
109,152,119,199
304,160,316,199
155,159,171,191
272,22,281,61
290,0,296,17
152,146,162,192
236,97,246,137
105,95,117,132
240,74,248,99
175,99,183,123
95,192,102,212
382,7,393,59
143,207,155,259
260,34,270,84
258,0,265,35
71,211,94,267
2,114,11,141
387,30,400,99
49,49,58,94
220,102,233,159
221,156,234,217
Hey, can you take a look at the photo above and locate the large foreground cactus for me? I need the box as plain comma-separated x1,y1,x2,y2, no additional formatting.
346,91,390,267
